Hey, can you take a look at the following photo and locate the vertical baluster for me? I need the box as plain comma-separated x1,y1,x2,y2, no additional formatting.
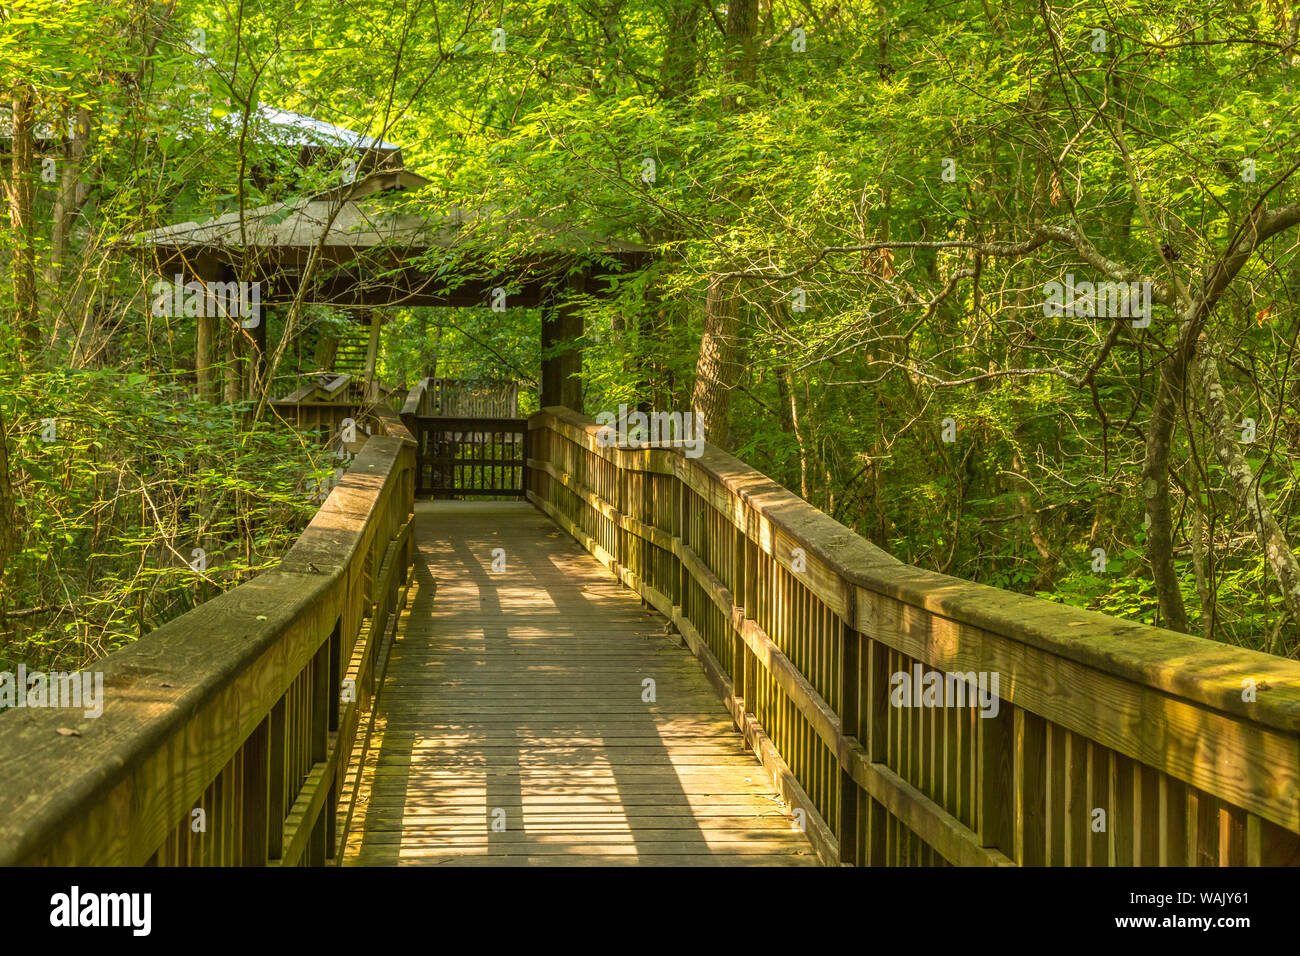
268,697,286,861
1063,730,1088,865
838,618,861,865
1187,786,1220,866
1013,708,1047,865
1107,751,1134,865
1045,724,1065,865
1134,764,1161,865
731,510,746,707
1158,774,1186,866
866,636,889,864
976,689,1014,857
242,719,269,866
1086,741,1108,866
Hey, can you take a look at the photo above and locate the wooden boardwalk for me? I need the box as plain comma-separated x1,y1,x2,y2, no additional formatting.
342,501,818,866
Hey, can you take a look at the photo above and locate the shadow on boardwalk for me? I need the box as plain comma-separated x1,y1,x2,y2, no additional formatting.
343,501,818,866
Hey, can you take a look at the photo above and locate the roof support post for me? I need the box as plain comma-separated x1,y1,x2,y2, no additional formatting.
363,308,381,400
540,270,585,412
248,300,268,401
193,258,223,404
246,300,270,403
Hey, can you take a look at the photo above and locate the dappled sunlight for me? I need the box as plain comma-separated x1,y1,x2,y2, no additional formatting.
344,502,815,866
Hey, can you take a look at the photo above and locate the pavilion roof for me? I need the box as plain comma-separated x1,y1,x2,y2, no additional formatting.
130,168,647,258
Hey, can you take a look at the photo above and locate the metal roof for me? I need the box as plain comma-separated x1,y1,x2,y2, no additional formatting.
231,105,400,152
1,102,400,152
129,168,648,256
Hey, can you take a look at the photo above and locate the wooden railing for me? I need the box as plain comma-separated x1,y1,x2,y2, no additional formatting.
411,417,528,498
273,372,401,439
402,379,528,498
426,377,520,417
527,406,1300,867
400,376,434,424
0,406,416,865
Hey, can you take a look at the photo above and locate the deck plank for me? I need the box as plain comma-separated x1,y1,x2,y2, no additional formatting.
342,501,819,866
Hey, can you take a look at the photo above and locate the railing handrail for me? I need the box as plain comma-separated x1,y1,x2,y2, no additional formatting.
527,404,1300,865
533,405,1300,731
0,406,416,865
399,377,430,420
414,414,528,429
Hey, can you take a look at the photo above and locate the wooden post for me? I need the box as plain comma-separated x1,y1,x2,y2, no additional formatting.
362,309,381,400
676,471,689,613
196,287,218,404
267,698,286,861
189,259,225,403
240,717,270,865
540,272,585,411
731,510,746,706
314,327,339,371
616,448,626,577
838,618,862,865
521,423,532,500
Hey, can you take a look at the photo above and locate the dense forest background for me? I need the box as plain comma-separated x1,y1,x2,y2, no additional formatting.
3,0,1300,673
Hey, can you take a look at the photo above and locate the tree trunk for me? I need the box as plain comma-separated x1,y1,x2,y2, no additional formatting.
248,303,269,402
1142,360,1190,632
691,276,741,446
657,0,703,99
223,323,242,403
778,365,810,499
1008,442,1057,590
1186,455,1215,641
1135,202,1300,635
0,407,15,590
721,0,758,109
48,105,91,347
1198,350,1300,646
690,0,757,445
10,89,41,359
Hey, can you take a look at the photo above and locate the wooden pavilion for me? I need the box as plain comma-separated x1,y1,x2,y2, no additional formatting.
132,162,650,413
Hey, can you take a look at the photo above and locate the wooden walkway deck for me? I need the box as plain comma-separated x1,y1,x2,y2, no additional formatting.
342,502,818,866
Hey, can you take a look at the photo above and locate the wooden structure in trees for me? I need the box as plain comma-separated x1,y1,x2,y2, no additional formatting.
400,377,526,498
3,404,1299,866
422,378,520,418
131,164,648,413
270,372,399,439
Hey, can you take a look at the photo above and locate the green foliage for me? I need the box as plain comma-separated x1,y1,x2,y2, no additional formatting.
1,369,325,672
5,0,1300,661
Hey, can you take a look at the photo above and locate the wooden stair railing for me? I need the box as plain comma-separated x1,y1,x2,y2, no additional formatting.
526,405,1300,867
0,406,416,866
332,326,370,375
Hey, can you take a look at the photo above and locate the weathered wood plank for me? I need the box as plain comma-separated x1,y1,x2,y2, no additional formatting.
0,417,415,866
343,503,818,867
528,406,1300,867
